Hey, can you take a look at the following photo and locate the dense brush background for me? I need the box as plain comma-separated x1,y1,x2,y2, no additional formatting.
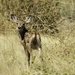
0,0,75,75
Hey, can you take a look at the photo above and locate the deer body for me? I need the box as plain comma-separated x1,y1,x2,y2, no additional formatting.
16,20,42,67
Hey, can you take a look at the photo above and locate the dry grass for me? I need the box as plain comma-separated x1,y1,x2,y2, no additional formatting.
0,20,75,75
0,0,75,75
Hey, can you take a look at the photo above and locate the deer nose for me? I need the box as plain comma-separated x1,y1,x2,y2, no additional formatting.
18,27,21,29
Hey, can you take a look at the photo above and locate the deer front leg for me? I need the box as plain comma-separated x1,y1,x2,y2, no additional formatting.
25,49,30,68
27,50,30,67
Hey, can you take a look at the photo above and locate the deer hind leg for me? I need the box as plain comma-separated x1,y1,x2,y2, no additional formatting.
38,47,41,55
38,47,42,58
38,47,43,61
